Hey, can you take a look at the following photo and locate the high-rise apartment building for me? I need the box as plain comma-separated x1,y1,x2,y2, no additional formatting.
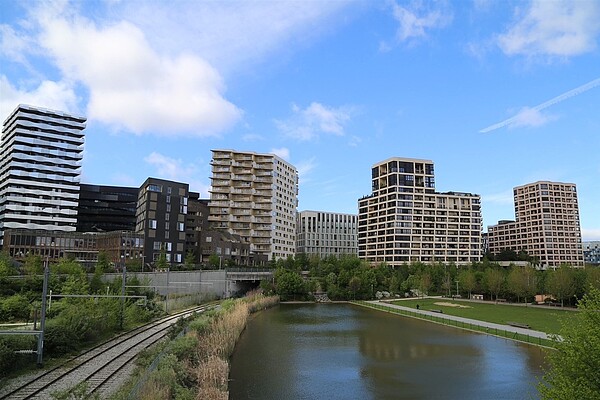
135,178,189,266
209,149,298,261
0,104,86,246
358,157,482,267
296,210,358,258
487,181,585,268
583,241,600,265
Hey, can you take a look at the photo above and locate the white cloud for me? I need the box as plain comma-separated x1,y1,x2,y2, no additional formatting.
144,152,210,196
296,157,317,184
389,0,453,43
275,102,352,141
510,107,556,129
115,1,351,73
270,147,290,161
0,75,79,120
498,0,600,57
31,6,241,136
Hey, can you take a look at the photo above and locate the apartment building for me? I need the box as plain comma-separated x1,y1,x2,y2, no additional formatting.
358,157,482,267
487,181,585,268
583,241,600,265
0,104,86,245
209,149,298,261
135,178,189,266
296,210,358,258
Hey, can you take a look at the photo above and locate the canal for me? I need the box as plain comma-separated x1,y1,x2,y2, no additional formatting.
229,304,547,399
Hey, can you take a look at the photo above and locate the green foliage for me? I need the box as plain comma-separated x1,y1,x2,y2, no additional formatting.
274,268,307,301
547,265,576,306
0,294,31,321
0,335,37,378
96,251,111,273
51,381,100,400
539,287,600,400
208,254,220,269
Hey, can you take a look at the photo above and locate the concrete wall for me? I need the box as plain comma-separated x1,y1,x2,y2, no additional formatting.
103,270,228,298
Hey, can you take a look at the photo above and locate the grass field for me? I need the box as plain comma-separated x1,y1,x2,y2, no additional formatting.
389,298,577,335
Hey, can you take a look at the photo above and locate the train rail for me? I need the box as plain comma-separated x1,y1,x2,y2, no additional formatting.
0,303,217,399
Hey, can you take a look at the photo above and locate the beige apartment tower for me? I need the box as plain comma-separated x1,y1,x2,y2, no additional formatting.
209,150,298,261
358,157,482,267
297,210,358,258
487,181,584,269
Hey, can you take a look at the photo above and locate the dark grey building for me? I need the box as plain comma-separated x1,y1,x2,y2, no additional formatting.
77,184,138,232
135,178,189,266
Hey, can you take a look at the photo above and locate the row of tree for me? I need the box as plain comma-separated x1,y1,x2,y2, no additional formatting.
264,254,600,305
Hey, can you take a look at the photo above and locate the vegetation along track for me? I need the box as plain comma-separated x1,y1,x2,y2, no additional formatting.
0,302,217,399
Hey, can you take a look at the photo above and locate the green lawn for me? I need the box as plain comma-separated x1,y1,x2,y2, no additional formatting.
390,298,577,334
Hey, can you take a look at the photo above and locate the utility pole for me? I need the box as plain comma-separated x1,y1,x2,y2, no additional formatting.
455,280,459,298
37,259,49,366
165,267,170,314
120,266,126,329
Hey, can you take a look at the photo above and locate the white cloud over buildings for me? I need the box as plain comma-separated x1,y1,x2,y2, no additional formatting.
275,102,353,141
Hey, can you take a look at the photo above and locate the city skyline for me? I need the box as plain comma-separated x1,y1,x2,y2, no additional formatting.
1,1,599,240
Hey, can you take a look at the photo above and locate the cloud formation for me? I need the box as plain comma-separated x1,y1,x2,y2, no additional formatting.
144,152,210,196
275,102,352,141
389,0,453,43
0,76,79,120
480,77,600,133
498,0,600,57
31,5,241,136
270,147,290,161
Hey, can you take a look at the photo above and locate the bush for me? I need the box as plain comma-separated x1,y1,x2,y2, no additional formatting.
0,294,32,321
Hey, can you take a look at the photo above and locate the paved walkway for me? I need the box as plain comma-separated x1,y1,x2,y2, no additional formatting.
364,300,555,342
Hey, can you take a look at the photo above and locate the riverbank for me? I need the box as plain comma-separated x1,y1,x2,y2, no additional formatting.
111,292,279,400
353,300,557,348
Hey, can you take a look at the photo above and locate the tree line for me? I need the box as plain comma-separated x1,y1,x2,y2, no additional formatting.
262,254,600,305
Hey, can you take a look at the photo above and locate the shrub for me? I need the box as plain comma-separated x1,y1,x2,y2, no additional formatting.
0,294,32,321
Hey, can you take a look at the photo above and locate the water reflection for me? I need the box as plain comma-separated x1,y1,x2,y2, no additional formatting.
229,304,546,400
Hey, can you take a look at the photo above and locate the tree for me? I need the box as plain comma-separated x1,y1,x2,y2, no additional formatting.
274,268,307,301
539,287,600,399
484,268,505,301
208,254,220,269
156,247,168,270
507,266,536,304
458,269,477,299
184,250,196,269
348,276,361,300
547,265,576,307
96,252,111,273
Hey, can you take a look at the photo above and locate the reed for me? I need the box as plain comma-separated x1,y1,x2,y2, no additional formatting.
134,293,279,399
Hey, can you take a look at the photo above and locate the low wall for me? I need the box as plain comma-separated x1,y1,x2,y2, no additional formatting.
102,270,228,298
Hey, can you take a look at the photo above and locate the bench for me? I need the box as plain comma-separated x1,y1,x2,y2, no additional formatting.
429,309,443,314
507,321,530,329
496,298,507,303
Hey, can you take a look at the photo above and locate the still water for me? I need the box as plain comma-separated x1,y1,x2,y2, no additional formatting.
229,304,547,400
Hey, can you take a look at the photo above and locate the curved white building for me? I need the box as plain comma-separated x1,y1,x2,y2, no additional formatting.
0,104,86,245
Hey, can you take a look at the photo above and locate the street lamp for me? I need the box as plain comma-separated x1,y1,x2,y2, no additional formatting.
455,280,459,298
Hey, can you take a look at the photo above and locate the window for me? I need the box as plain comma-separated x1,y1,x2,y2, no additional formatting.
166,204,171,212
149,220,157,229
166,195,171,204
165,222,170,230
167,186,172,194
166,242,172,251
206,236,212,243
178,222,185,232
148,184,161,192
175,253,182,263
153,241,162,250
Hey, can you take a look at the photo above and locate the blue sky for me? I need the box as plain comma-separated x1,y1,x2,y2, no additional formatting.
1,0,599,240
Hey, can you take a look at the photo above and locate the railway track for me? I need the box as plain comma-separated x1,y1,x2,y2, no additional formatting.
0,303,217,399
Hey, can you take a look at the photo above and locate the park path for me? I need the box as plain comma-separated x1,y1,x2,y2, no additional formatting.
365,300,554,341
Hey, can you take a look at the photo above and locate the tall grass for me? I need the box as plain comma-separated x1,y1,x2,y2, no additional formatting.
130,291,279,400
